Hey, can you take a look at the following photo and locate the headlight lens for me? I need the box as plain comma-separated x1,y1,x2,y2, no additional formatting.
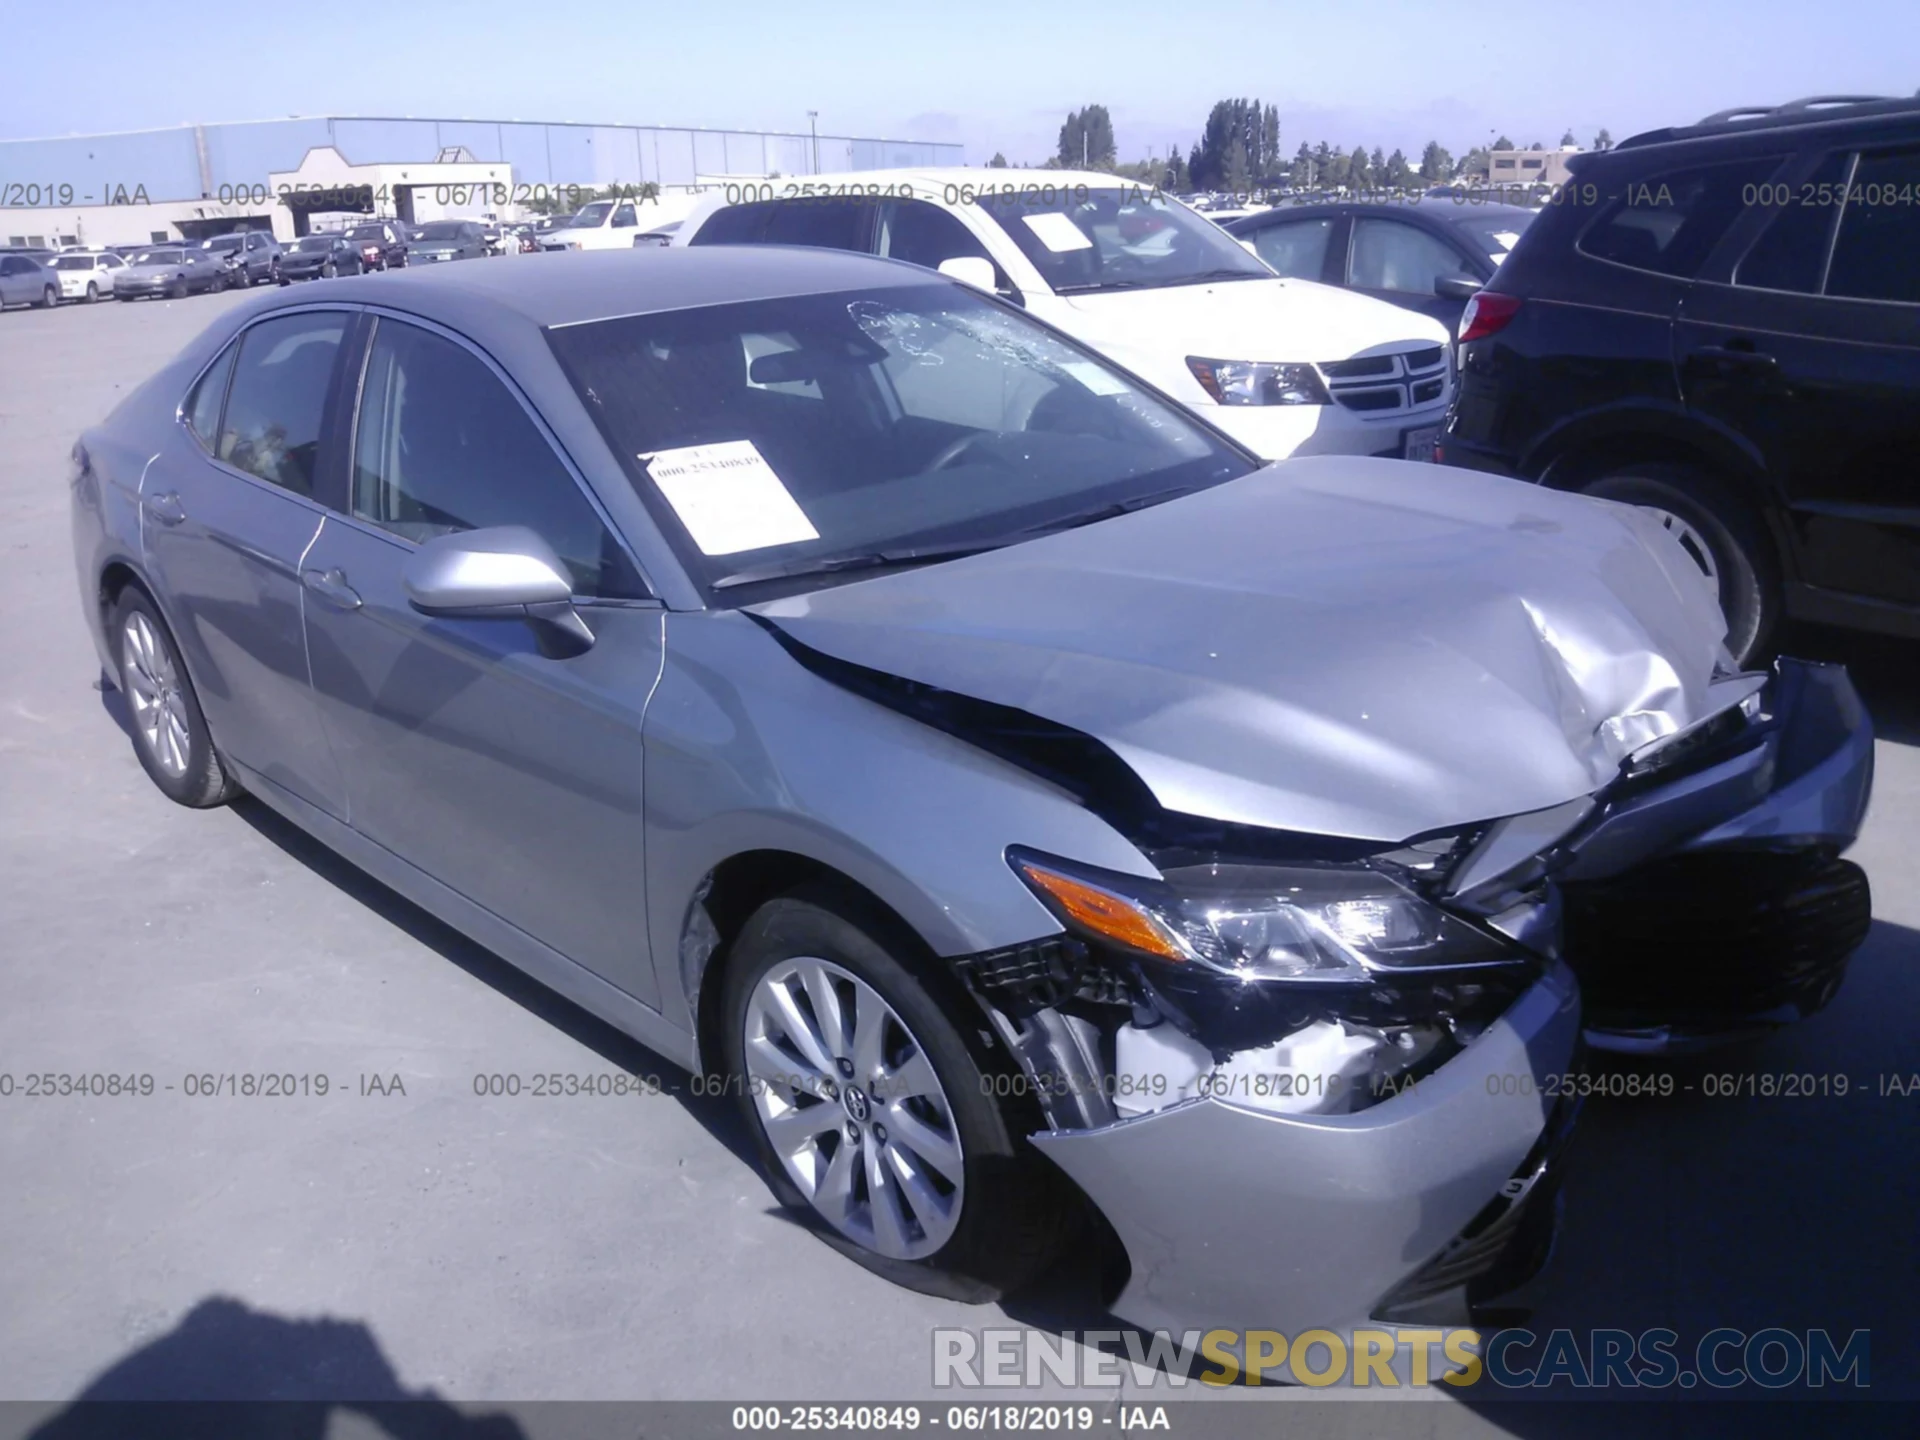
1186,357,1331,406
1010,850,1515,983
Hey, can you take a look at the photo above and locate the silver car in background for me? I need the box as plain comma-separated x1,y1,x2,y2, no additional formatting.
68,249,1872,1371
113,246,228,300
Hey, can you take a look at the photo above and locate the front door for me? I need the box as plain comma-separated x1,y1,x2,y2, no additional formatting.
298,315,665,1002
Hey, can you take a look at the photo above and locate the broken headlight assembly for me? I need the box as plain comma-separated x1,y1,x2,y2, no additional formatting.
1007,846,1539,1115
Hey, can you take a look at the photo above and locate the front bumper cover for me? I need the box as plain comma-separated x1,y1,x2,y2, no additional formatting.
1029,963,1581,1365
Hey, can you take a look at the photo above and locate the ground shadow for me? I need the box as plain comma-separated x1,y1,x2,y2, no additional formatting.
24,1297,525,1438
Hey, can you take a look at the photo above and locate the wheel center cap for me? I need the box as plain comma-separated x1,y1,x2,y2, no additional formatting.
842,1085,871,1123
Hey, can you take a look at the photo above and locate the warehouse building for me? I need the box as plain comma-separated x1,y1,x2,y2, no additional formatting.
0,114,963,248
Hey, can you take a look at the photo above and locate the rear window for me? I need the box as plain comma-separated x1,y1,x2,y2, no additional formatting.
690,197,878,252
1578,157,1785,278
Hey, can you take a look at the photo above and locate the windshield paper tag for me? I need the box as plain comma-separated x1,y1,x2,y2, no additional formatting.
1060,360,1129,395
640,440,819,556
1021,212,1095,252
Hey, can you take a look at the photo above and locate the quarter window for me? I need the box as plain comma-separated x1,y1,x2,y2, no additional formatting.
216,312,347,495
184,342,236,451
350,319,646,597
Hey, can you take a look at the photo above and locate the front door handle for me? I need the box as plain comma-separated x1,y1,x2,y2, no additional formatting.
301,567,362,610
142,491,186,527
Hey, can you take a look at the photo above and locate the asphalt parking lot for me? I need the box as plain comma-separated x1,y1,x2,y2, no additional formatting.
1,287,1916,1428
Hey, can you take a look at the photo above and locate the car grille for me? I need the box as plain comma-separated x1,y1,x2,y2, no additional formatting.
1319,345,1450,416
1563,852,1871,1031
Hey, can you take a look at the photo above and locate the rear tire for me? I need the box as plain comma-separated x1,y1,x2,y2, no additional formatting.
37,285,56,309
110,588,240,809
720,889,1070,1302
1581,464,1777,665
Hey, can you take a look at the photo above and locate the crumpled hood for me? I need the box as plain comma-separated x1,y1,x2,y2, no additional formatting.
753,457,1733,843
1058,276,1450,376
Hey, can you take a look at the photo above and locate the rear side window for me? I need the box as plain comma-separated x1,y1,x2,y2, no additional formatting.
1579,157,1784,277
184,342,236,451
216,312,348,496
689,201,774,245
878,200,994,272
1249,218,1335,278
1826,149,1920,304
762,198,876,251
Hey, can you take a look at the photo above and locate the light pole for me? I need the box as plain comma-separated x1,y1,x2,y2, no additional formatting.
808,111,819,175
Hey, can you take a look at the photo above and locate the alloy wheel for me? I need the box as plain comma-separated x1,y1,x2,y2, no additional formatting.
743,956,965,1260
121,610,191,778
1643,506,1722,589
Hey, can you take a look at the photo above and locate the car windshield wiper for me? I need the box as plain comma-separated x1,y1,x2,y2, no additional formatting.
710,541,1002,591
1055,269,1265,295
1013,485,1201,538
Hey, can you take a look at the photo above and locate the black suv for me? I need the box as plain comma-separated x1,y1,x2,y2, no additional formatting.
1441,95,1920,663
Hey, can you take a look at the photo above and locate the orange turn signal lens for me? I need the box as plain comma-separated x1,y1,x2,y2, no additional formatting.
1017,862,1188,962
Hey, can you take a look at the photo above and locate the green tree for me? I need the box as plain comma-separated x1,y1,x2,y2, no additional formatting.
987,151,1009,168
1057,106,1117,169
1419,140,1453,181
1560,129,1578,147
1348,141,1372,189
1191,98,1285,190
1459,145,1492,178
1288,140,1316,188
1593,127,1614,151
1492,134,1516,152
1384,148,1414,187
1224,139,1252,194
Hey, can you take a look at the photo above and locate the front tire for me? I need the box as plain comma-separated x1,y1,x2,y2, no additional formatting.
321,260,336,278
37,285,56,309
1582,463,1777,665
86,282,100,303
110,589,240,809
721,891,1068,1301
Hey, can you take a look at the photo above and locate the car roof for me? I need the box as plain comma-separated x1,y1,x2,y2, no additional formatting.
727,165,1150,195
1233,198,1537,225
244,244,936,332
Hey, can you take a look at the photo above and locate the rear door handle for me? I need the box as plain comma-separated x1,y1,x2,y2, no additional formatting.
301,567,362,610
1689,343,1779,372
142,491,186,526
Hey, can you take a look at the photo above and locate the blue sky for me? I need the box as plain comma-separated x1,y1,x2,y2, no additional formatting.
5,0,1915,165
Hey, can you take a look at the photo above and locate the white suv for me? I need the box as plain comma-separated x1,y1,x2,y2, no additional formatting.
47,250,127,303
675,169,1453,461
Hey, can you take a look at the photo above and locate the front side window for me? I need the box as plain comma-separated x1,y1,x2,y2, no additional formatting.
1825,148,1920,305
877,200,995,273
216,312,347,495
1578,157,1784,278
1348,218,1477,294
976,187,1269,294
546,282,1253,595
1249,218,1335,279
612,203,638,229
566,202,614,229
351,320,646,598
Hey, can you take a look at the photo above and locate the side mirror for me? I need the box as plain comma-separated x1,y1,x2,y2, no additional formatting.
401,526,594,656
937,256,997,291
1436,275,1483,300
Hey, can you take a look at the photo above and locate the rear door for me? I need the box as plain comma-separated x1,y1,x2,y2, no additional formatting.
1678,141,1920,608
137,309,354,815
298,313,666,1002
1238,211,1346,283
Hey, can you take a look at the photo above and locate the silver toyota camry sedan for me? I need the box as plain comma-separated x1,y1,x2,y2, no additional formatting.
69,247,1873,1364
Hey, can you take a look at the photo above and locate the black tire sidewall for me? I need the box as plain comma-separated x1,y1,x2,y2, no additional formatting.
719,891,1057,1301
110,589,235,808
1583,466,1776,664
